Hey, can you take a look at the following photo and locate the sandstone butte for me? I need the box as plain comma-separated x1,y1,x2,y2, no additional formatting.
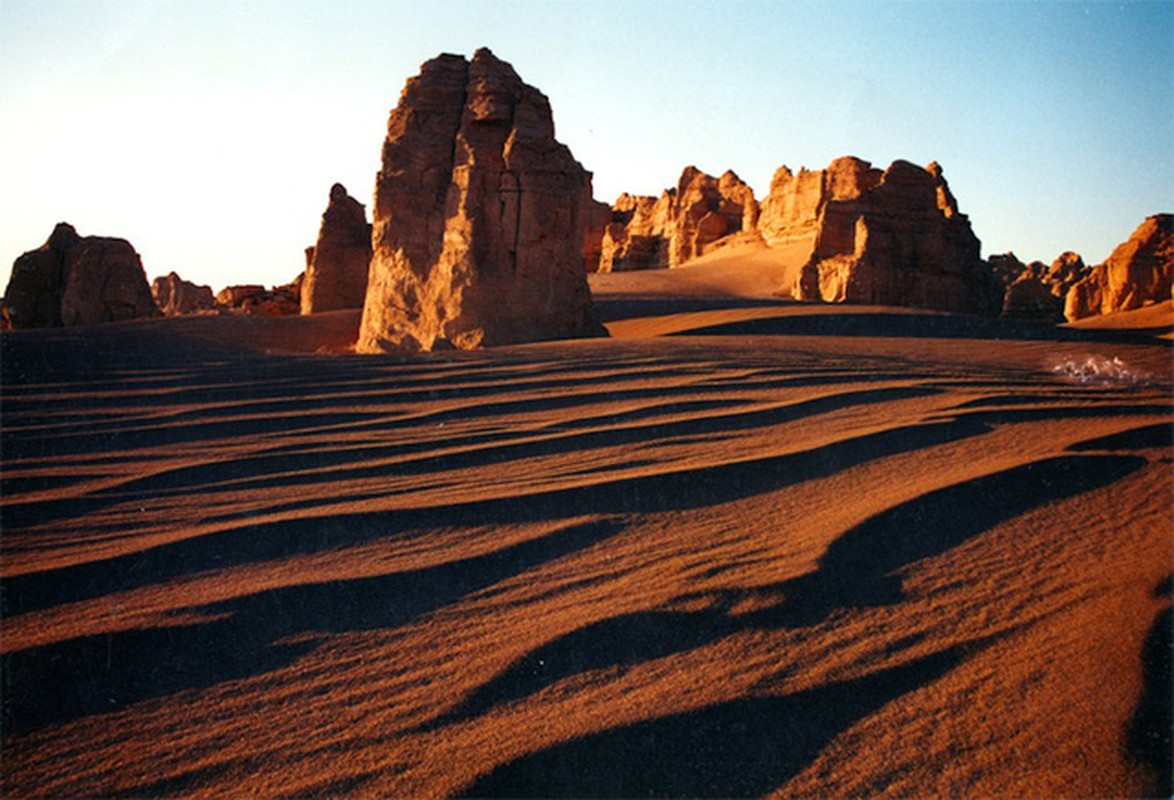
356,48,603,352
151,271,216,316
3,223,159,329
1065,214,1173,321
301,183,372,315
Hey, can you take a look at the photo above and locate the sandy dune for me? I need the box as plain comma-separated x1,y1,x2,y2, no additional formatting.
1,261,1171,796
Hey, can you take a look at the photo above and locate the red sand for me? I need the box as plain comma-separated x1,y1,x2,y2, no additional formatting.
1,261,1171,797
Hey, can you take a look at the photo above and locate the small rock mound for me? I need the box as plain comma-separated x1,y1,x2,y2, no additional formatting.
4,223,159,328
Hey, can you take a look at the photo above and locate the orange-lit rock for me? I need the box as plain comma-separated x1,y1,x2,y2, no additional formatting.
301,183,372,314
594,167,760,272
758,157,997,314
357,48,602,352
1065,214,1173,321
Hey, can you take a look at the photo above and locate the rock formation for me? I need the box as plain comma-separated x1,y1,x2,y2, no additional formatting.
152,271,215,316
357,48,603,352
1065,214,1173,321
757,157,997,314
590,167,760,273
3,223,159,329
301,183,372,314
216,275,302,316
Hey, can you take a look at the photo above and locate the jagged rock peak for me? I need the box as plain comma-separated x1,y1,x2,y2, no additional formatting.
302,182,372,315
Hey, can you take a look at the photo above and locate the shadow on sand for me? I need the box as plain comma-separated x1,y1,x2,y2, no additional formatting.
1127,575,1173,798
667,309,1173,346
2,417,991,619
463,642,973,798
1,518,623,737
450,455,1145,797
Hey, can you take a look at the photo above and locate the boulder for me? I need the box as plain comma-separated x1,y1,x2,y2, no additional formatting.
1065,215,1172,321
152,271,215,316
357,48,603,352
758,157,997,314
301,183,372,314
3,223,159,328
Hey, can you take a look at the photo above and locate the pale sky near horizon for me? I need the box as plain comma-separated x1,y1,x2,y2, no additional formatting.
1,0,1171,292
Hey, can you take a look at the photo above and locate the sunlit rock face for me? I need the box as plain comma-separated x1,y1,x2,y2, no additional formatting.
1065,214,1173,321
356,48,603,352
591,167,759,273
758,157,999,314
4,223,159,328
301,183,372,315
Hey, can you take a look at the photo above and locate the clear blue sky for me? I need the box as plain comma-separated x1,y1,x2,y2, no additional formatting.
1,0,1171,291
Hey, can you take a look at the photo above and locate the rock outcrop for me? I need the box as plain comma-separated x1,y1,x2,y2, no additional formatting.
3,223,159,328
591,167,760,273
758,157,997,314
1065,214,1173,321
301,183,372,314
357,48,603,352
152,271,215,316
216,275,302,316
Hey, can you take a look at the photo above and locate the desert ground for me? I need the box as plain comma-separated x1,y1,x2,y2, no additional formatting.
1,252,1171,797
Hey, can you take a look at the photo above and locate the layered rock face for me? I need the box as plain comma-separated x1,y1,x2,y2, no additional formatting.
301,183,372,314
357,48,602,352
1065,214,1173,321
591,167,759,273
3,223,159,328
152,271,215,316
758,157,996,314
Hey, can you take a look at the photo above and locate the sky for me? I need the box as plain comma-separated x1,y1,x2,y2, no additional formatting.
1,0,1171,291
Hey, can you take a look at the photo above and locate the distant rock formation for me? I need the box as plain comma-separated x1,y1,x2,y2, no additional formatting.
757,157,997,314
216,275,302,316
1065,214,1173,321
357,48,603,352
301,183,372,314
152,271,215,316
3,223,159,329
590,167,760,273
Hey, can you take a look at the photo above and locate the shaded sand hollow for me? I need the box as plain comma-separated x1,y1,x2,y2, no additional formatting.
1,247,1171,797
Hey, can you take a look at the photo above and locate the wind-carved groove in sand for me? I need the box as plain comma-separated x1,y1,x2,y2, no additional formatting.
0,517,626,737
93,386,943,502
1,414,993,618
442,455,1146,798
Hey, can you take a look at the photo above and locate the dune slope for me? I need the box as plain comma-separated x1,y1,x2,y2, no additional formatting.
1,282,1171,796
